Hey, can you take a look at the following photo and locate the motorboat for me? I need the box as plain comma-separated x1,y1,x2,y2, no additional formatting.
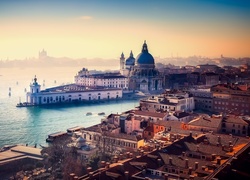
86,112,92,116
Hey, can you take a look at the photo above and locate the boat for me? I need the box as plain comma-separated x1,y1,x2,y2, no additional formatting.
16,102,34,107
86,112,92,116
98,112,105,116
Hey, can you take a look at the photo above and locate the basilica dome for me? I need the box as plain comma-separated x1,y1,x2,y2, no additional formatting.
136,41,155,65
125,51,135,66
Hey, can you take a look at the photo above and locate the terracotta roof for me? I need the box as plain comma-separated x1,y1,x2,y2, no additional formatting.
188,115,222,129
133,110,167,118
103,132,143,142
222,115,248,125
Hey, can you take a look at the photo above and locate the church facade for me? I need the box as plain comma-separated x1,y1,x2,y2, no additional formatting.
120,41,163,93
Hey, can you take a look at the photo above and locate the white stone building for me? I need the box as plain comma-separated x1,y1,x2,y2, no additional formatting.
75,68,129,89
26,76,122,105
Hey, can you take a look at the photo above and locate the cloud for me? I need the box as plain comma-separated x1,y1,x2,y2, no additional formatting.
79,16,93,20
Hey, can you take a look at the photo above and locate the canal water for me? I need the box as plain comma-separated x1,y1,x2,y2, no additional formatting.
0,67,139,147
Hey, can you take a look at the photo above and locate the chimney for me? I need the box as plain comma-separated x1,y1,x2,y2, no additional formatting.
185,159,189,168
141,150,145,156
217,136,221,144
188,167,193,175
126,152,130,158
217,157,221,165
189,175,195,180
87,167,92,173
157,158,162,167
229,144,233,152
101,161,106,168
212,154,216,160
129,152,133,158
88,172,93,179
164,173,168,180
202,166,206,171
119,153,123,160
124,171,129,180
222,145,225,151
106,162,110,168
195,162,199,170
169,157,173,165
120,163,124,172
182,151,186,157
114,155,118,163
69,173,75,180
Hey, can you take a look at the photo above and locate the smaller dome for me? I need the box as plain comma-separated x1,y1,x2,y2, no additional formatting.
76,136,86,148
76,136,86,143
125,51,135,66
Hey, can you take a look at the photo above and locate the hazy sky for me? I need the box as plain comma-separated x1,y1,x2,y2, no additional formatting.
0,0,250,60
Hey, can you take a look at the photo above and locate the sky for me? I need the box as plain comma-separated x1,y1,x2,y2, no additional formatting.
0,0,250,60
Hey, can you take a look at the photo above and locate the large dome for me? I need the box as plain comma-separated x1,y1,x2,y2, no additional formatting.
136,41,155,65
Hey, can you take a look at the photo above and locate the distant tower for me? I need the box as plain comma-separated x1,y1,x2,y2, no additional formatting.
120,52,125,72
30,75,41,94
39,49,47,59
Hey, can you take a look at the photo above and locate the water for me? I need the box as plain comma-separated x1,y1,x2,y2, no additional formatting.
0,67,139,147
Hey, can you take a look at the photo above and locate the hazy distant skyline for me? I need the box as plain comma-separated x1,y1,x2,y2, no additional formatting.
0,0,250,60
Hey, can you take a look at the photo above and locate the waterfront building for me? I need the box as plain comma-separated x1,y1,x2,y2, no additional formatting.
26,76,122,105
75,68,129,89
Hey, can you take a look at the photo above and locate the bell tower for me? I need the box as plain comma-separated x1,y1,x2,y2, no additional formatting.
30,75,41,94
120,52,125,73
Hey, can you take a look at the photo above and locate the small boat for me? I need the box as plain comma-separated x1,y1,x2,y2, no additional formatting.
98,112,105,116
86,112,92,116
16,102,33,107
